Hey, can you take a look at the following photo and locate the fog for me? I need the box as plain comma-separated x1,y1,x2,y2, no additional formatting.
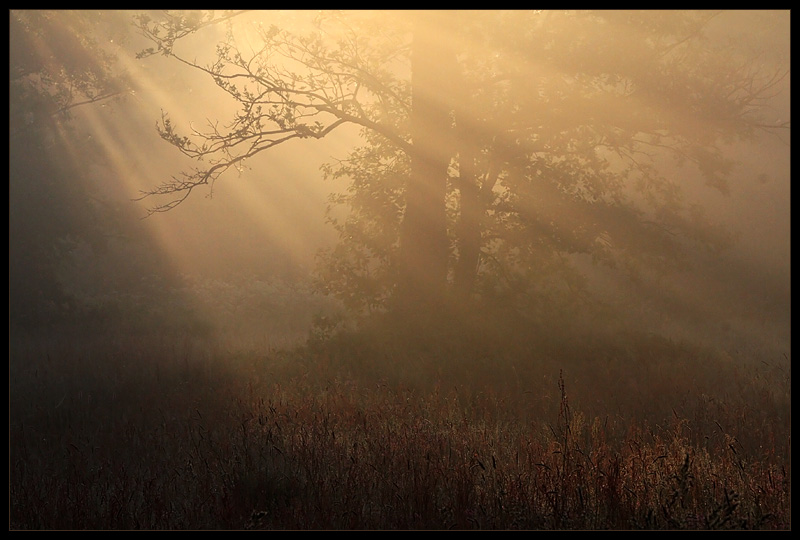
10,10,790,357
9,10,791,531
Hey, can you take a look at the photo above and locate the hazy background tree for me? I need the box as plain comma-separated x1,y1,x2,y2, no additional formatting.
10,10,213,336
135,10,789,352
10,10,132,328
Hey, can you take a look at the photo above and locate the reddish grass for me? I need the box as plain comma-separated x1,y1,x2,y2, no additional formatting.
9,330,790,530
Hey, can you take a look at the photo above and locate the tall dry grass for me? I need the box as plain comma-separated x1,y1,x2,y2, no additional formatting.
9,327,790,530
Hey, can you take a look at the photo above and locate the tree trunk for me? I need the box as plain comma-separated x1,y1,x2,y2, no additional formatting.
453,161,482,301
452,42,485,304
395,12,457,318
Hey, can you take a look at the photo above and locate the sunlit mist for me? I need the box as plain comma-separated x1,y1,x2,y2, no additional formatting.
9,10,791,531
9,10,789,352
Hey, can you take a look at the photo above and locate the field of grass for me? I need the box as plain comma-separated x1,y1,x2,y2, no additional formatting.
9,327,790,530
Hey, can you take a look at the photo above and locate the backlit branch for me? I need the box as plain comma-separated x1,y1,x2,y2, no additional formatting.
136,11,411,213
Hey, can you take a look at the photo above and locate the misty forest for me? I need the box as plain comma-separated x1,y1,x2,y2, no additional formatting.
9,10,790,530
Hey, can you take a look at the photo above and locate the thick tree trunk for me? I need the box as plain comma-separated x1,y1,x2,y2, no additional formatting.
452,44,484,304
453,163,482,301
395,12,456,317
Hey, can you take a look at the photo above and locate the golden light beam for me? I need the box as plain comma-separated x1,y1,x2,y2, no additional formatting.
16,10,788,355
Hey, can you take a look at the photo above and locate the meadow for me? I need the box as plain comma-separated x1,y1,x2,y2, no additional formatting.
9,326,790,530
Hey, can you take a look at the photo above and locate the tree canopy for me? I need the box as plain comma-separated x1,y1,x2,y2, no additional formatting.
9,10,195,332
135,10,789,338
9,10,133,326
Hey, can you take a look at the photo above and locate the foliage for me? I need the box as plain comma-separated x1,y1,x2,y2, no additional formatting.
9,10,137,328
10,10,131,120
135,10,788,324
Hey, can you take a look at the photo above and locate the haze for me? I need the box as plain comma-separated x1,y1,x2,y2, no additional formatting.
10,10,789,356
9,10,791,531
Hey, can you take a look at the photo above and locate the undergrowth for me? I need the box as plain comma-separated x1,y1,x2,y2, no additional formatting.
9,327,790,530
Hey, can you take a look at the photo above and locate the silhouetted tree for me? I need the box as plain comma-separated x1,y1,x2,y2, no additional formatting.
9,10,131,326
9,10,190,332
135,10,788,331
